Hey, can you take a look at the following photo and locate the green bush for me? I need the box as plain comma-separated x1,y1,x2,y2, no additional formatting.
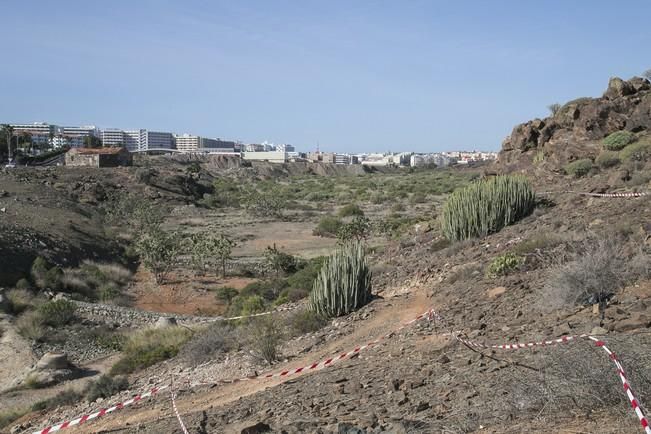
313,216,343,238
620,141,651,162
309,242,372,318
486,253,523,277
241,295,266,316
110,327,191,375
38,300,76,327
595,151,620,168
338,203,364,217
440,175,536,241
85,375,129,402
286,257,326,291
215,286,239,304
245,316,284,364
564,159,593,178
44,267,64,290
602,131,636,151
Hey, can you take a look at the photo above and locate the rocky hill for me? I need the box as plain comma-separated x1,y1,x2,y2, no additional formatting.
500,76,651,170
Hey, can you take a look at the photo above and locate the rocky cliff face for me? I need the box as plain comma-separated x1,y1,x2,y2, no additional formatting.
499,76,651,169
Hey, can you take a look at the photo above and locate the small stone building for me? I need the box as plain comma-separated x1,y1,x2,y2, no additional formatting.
65,147,132,167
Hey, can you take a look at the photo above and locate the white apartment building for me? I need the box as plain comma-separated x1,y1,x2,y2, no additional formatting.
174,134,201,153
275,144,295,153
102,129,126,147
102,129,174,151
10,122,61,147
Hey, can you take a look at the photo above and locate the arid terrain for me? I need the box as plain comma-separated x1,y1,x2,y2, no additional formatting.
1,76,651,434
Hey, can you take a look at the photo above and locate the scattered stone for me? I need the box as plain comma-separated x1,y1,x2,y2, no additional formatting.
590,326,608,336
154,316,178,329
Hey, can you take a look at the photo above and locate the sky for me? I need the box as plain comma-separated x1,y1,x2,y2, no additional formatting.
1,1,650,153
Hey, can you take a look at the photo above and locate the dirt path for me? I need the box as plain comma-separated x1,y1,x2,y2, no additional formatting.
62,289,432,433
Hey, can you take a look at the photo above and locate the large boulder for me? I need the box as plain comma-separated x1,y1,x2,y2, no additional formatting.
35,352,70,370
155,316,178,329
603,77,636,99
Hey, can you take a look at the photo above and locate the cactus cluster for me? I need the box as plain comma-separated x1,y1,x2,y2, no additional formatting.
309,242,372,318
440,175,535,241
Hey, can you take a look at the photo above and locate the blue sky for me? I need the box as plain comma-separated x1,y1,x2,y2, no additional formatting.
1,1,650,153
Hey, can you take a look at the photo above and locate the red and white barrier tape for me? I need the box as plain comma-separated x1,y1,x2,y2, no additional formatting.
31,308,434,434
170,377,189,434
187,308,435,388
537,190,648,198
32,385,168,434
428,306,651,434
195,304,299,323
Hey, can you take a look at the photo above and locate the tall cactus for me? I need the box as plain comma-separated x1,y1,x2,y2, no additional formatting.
440,175,535,241
309,242,372,318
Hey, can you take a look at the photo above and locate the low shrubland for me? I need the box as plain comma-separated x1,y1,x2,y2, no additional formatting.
602,130,636,151
182,322,240,365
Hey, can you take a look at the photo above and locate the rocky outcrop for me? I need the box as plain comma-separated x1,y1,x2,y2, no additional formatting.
499,76,651,169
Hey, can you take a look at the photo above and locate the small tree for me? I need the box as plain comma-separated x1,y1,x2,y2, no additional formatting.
210,234,236,278
264,243,297,279
547,103,561,116
337,216,372,244
135,229,182,283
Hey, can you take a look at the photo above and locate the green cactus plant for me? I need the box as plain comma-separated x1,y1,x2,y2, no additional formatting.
440,175,535,241
309,242,372,318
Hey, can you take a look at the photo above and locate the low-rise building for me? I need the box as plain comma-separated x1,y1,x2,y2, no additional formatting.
65,147,132,167
242,151,287,163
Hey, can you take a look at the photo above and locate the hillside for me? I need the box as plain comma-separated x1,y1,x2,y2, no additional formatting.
2,79,651,434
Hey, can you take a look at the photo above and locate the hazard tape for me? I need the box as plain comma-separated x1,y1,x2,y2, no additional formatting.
170,378,189,434
31,308,435,434
189,303,299,324
32,385,168,434
537,190,648,198
428,309,651,434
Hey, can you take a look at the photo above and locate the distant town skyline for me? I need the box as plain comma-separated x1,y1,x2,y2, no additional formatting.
2,1,650,153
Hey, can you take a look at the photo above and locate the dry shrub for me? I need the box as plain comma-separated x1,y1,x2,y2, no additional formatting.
16,311,45,341
88,261,133,284
542,237,648,311
182,322,240,365
5,289,33,314
495,334,651,431
245,315,284,364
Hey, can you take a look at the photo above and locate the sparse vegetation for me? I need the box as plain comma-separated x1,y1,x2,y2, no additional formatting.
38,299,77,327
309,242,372,318
486,253,523,278
547,103,561,115
620,140,651,162
5,289,32,314
16,311,46,341
564,159,593,178
110,327,192,375
313,216,344,238
246,315,284,364
289,309,328,335
0,408,29,430
182,322,239,364
85,375,129,403
602,131,636,151
338,203,364,217
595,151,620,168
440,175,536,241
